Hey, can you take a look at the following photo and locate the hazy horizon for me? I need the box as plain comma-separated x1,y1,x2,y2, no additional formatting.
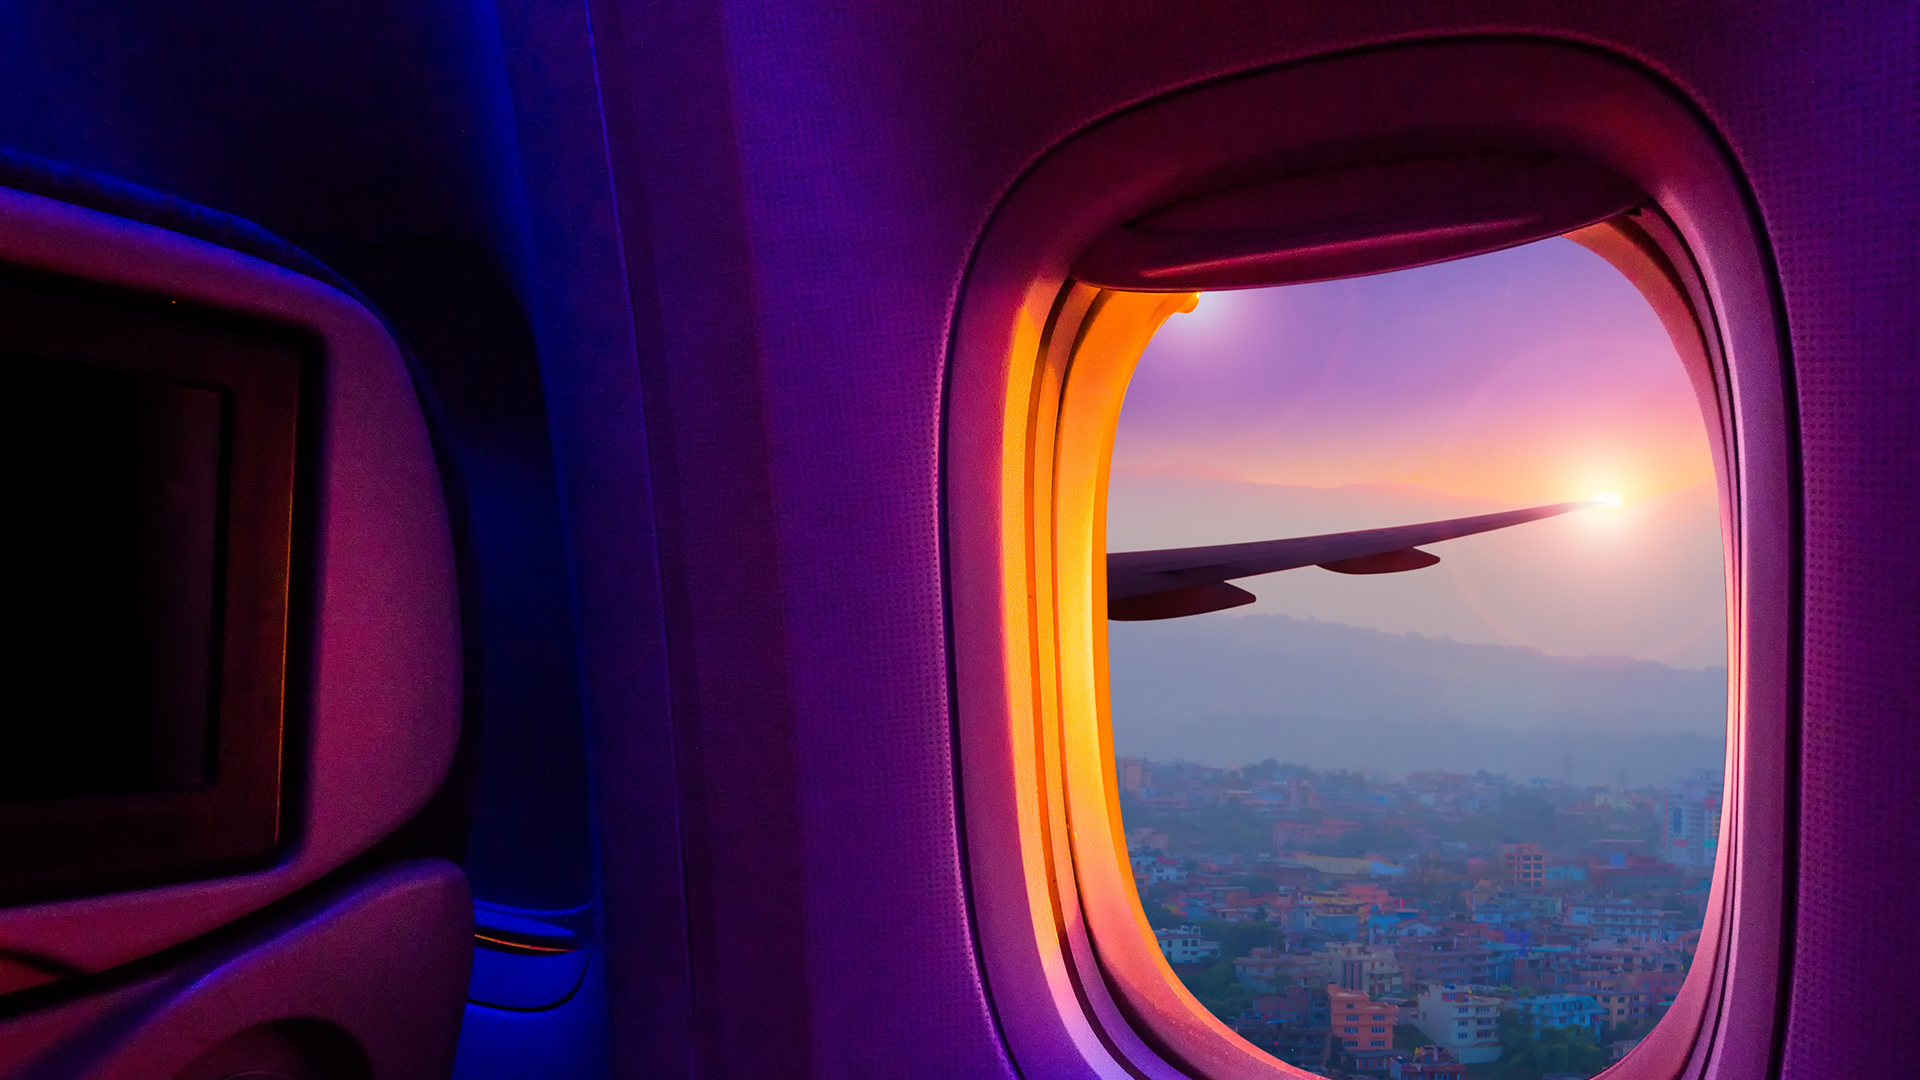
1108,612,1727,789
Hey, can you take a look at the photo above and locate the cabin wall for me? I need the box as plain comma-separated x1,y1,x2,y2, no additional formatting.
0,1,1912,1078
593,2,1916,1078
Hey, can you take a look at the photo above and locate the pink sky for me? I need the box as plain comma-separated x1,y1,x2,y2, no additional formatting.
1114,238,1714,506
1109,238,1729,668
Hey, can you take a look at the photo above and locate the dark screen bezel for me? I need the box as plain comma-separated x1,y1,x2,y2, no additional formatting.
0,269,307,904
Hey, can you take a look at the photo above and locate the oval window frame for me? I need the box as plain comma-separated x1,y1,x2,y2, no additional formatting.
946,38,1793,1080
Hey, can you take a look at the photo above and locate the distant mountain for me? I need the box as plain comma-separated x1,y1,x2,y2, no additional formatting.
1107,614,1727,787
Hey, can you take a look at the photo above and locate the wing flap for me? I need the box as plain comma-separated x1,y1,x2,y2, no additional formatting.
1108,581,1257,622
1317,547,1441,575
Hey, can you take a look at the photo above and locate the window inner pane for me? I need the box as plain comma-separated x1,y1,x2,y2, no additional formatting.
1108,237,1725,1077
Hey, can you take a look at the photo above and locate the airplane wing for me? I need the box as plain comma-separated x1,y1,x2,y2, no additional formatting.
1106,501,1597,620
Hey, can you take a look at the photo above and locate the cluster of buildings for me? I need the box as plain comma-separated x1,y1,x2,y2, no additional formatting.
1122,759,1724,875
1124,759,1719,1076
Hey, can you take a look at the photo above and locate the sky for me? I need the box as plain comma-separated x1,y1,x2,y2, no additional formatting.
1108,237,1729,670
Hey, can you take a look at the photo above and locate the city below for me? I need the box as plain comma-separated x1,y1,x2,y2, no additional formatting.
1119,757,1724,1079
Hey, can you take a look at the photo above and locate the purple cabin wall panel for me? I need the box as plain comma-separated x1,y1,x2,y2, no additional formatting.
587,0,1915,1075
485,1,696,1077
1764,6,1920,1079
591,2,821,1078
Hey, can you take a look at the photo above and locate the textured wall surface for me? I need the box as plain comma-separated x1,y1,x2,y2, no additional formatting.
0,0,1911,1077
580,2,1917,1077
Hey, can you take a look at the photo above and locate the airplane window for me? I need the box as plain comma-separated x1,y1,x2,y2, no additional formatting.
1105,236,1725,1078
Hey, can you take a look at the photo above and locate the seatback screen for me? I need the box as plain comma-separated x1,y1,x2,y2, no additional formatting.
4,362,225,801
0,269,304,903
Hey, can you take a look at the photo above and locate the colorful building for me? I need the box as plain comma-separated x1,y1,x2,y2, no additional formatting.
1503,843,1547,890
1513,993,1605,1033
1314,941,1404,996
1327,985,1400,1055
1154,925,1220,964
1577,975,1652,1027
1661,769,1724,870
1239,985,1331,1068
1390,1045,1467,1079
1410,983,1505,1064
1395,935,1499,992
1566,900,1669,940
1233,948,1323,991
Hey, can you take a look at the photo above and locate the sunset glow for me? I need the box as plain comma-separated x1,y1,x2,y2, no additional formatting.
1115,239,1714,507
1109,237,1727,668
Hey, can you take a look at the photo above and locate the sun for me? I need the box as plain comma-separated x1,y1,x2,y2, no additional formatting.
1590,491,1625,508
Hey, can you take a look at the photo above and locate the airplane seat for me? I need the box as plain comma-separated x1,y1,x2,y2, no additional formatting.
0,146,358,298
0,157,469,1078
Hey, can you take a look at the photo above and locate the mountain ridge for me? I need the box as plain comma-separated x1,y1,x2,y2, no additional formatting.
1108,613,1727,786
